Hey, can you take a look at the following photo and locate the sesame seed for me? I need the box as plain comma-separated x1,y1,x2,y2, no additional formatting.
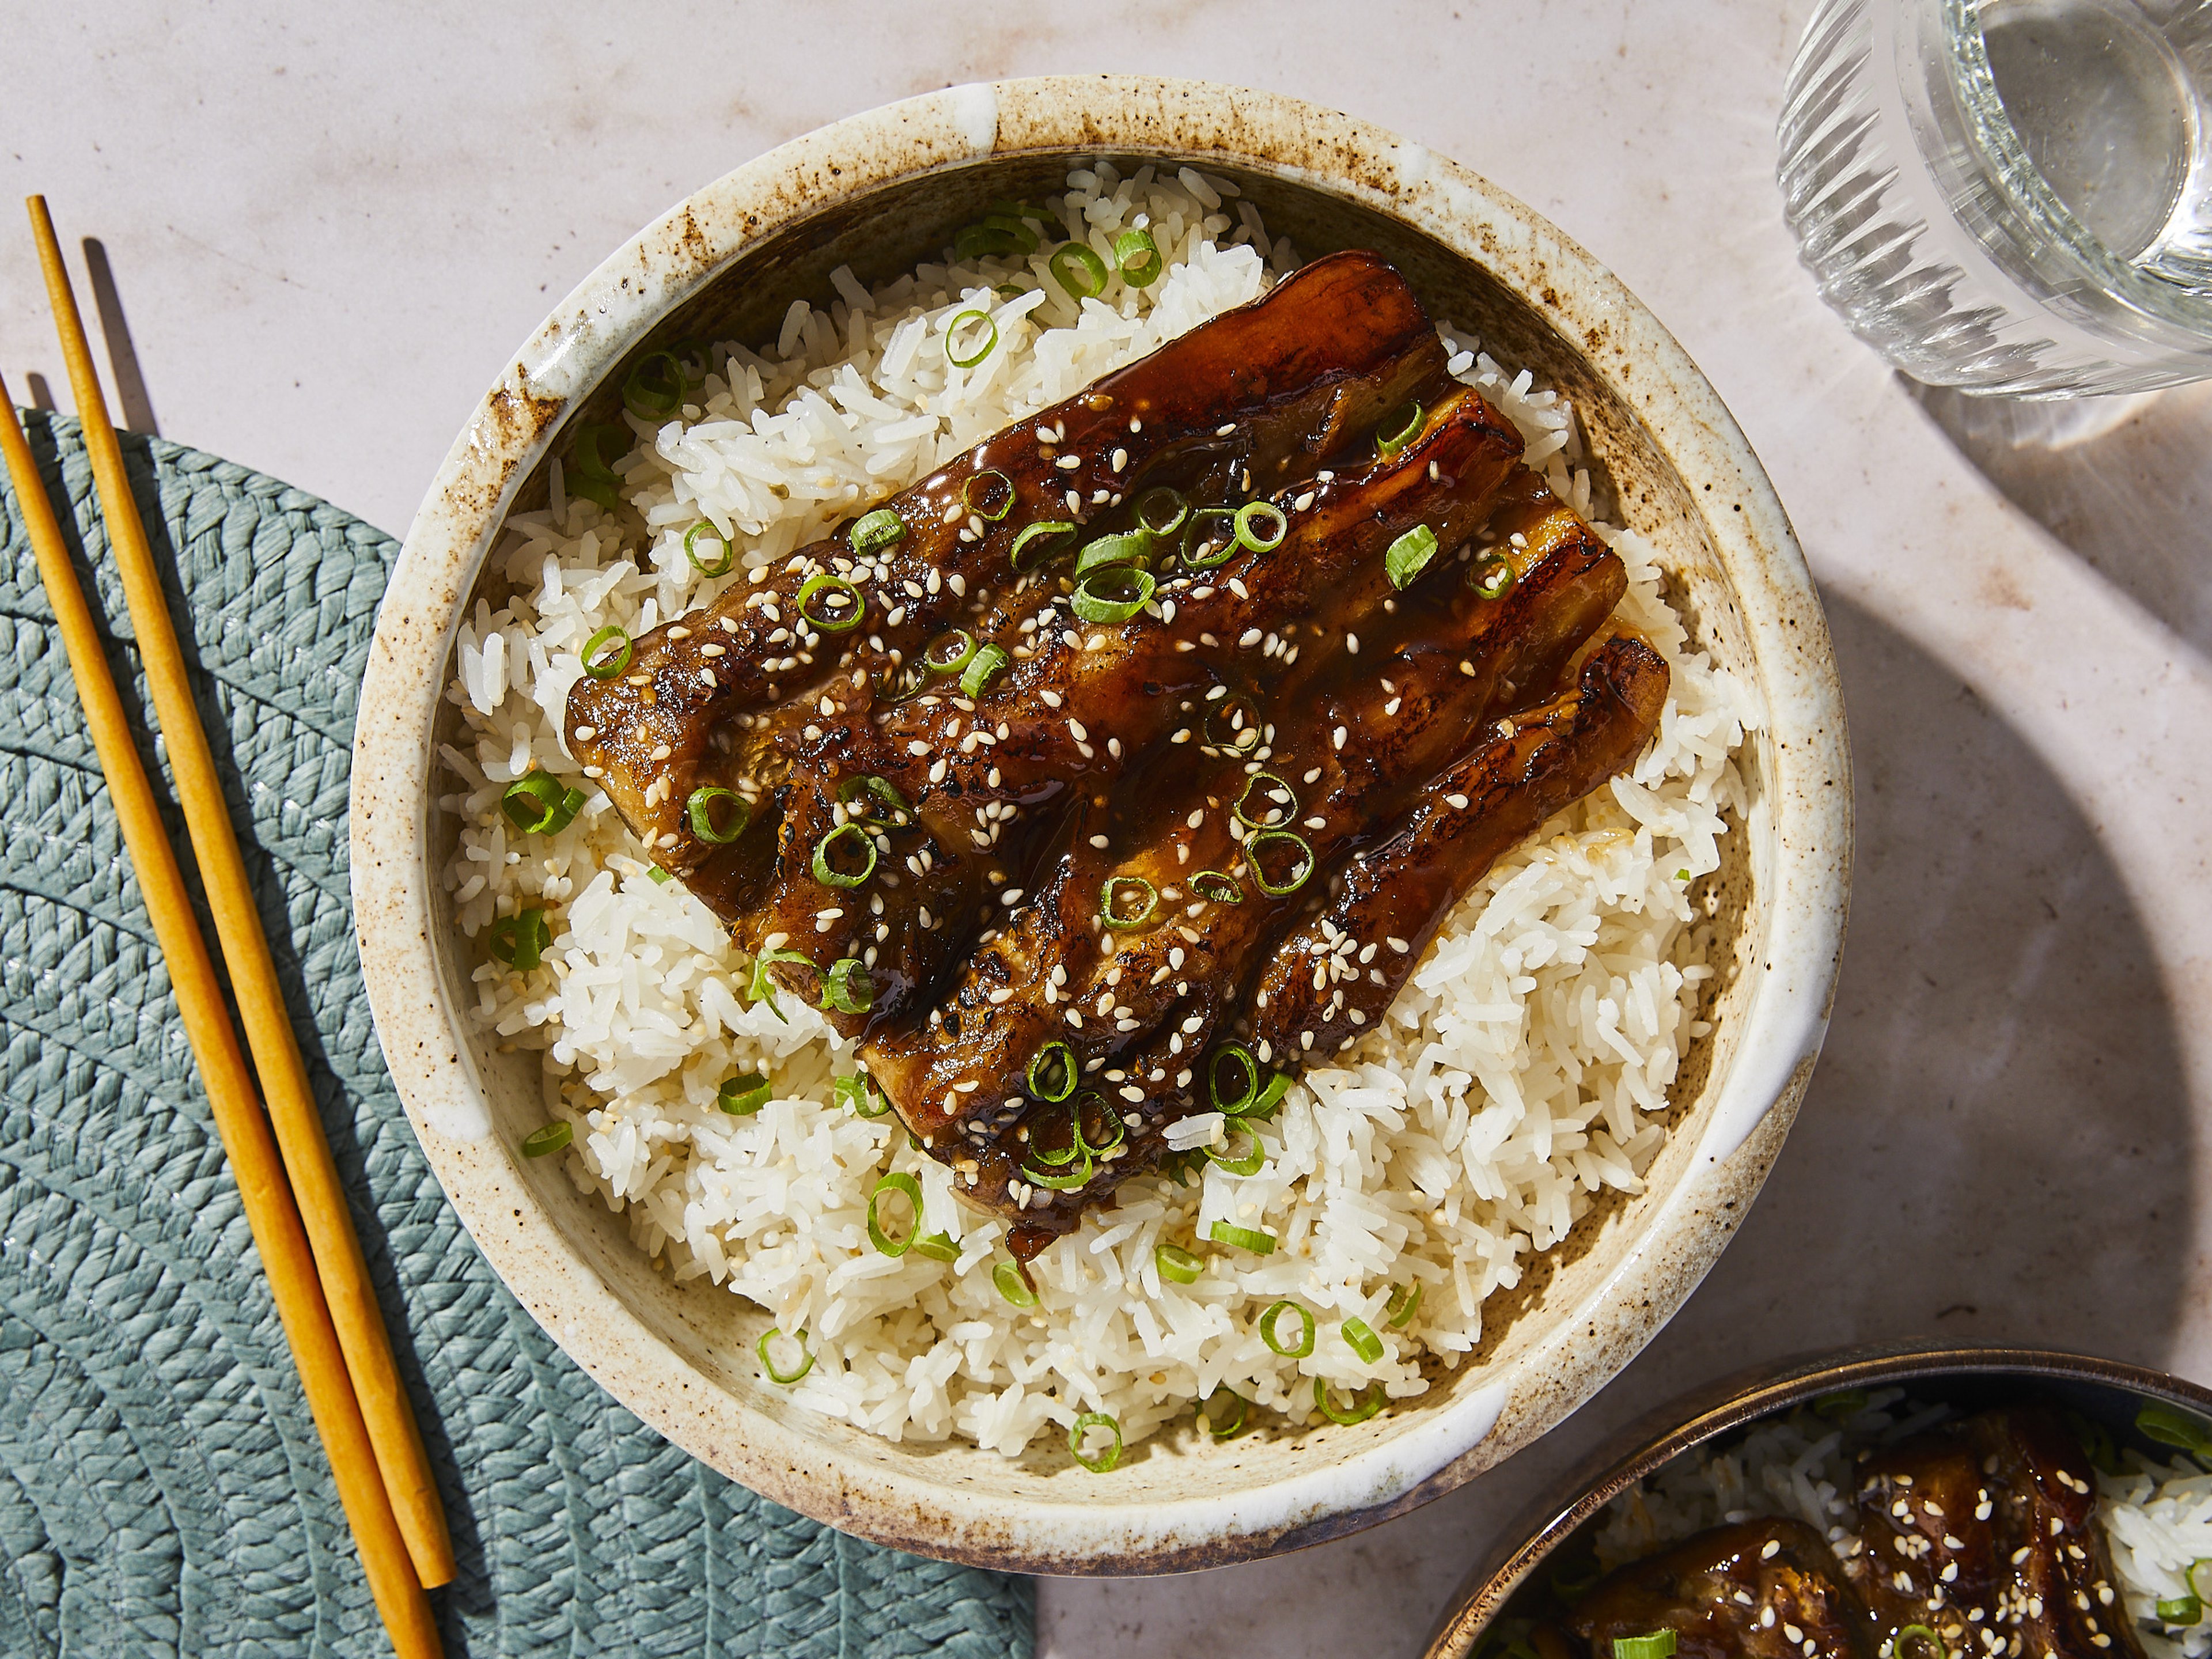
1346,632,1359,654
1056,454,1081,471
1333,726,1347,749
1446,793,1470,810
574,725,597,741
1293,491,1315,511
1215,423,1236,437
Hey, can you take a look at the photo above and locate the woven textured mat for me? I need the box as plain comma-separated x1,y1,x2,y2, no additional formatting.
0,414,1033,1658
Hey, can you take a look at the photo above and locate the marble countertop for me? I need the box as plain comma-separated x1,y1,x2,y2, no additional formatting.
7,4,2208,1655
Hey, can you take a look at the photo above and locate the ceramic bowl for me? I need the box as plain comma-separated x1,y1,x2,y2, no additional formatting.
350,75,1851,1573
1419,1344,2212,1659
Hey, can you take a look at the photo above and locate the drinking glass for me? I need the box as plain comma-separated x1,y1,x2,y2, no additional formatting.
1779,0,2212,396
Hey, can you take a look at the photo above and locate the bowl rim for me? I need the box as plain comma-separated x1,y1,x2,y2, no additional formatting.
1419,1342,2212,1659
349,74,1852,1571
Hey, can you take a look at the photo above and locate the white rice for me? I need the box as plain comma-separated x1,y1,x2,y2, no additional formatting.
438,162,1756,1457
1592,1390,2212,1659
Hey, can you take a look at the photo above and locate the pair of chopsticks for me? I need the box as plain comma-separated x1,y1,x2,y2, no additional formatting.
0,199,452,1659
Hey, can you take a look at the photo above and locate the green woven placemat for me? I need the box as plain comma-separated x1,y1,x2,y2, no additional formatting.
0,413,1034,1658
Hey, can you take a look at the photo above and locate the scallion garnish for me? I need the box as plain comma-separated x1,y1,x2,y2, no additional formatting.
1233,501,1287,553
1207,1044,1261,1114
1022,1158,1092,1192
963,469,1015,521
945,309,999,369
1180,507,1240,570
1611,1634,1676,1659
1247,829,1316,896
851,507,906,554
1341,1317,1383,1363
1204,1127,1264,1177
520,1121,572,1158
2192,1560,2212,1603
1232,771,1297,830
1893,1626,1944,1659
1074,529,1153,578
2139,1403,2212,1461
581,624,632,679
568,423,628,512
867,1172,923,1256
623,349,691,420
2158,1597,2203,1627
1813,1388,1868,1421
913,1230,961,1263
811,821,878,888
1191,870,1243,904
1009,519,1077,570
837,774,912,828
1200,1388,1247,1440
1209,1221,1273,1260
994,1259,1039,1307
1133,486,1188,537
748,946,815,1021
1259,1298,1313,1355
502,774,587,837
1385,1281,1423,1329
1202,692,1262,753
1071,565,1156,625
1025,1041,1077,1103
1376,399,1424,459
1068,1411,1123,1472
834,1070,893,1118
796,570,866,633
487,907,553,972
1155,1243,1203,1284
648,865,673,885
820,957,873,1014
1384,524,1440,590
686,786,751,846
684,521,734,577
1100,874,1159,929
953,202,1043,261
1049,241,1109,300
925,629,979,675
1248,1073,1293,1119
1025,1103,1084,1168
959,642,1009,698
756,1326,814,1385
1471,555,1517,600
1112,227,1162,286
1314,1376,1384,1426
717,1072,771,1115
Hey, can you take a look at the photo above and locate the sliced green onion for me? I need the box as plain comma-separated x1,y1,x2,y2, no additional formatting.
1155,1243,1203,1284
834,1070,893,1118
1471,555,1517,600
1315,1376,1384,1426
913,1231,961,1263
796,570,866,633
1232,771,1297,830
1070,1094,1122,1161
717,1072,771,1116
502,774,587,836
568,422,628,512
1180,508,1240,570
1200,1388,1247,1440
1069,1411,1123,1473
1247,1073,1293,1120
623,349,690,419
1100,874,1159,929
945,309,998,369
811,821,878,888
581,624,632,679
520,1121,572,1158
821,957,873,1014
487,907,552,972
1009,519,1078,570
1208,1044,1261,1114
1191,870,1243,904
1233,501,1287,553
2139,1404,2212,1458
648,865,673,885
994,1259,1039,1307
867,1172,923,1256
1025,1042,1077,1103
1050,241,1109,300
757,1326,814,1385
1611,1634,1678,1659
1025,1103,1084,1167
1074,529,1153,578
1213,1219,1277,1256
684,521,735,577
1071,565,1155,625
748,946,815,1021
1376,399,1424,459
1385,1281,1423,1330
2191,1560,2212,1602
1112,227,1162,286
1341,1317,1384,1364
1021,1158,1093,1192
837,774,913,828
1259,1298,1313,1355
1204,1127,1264,1177
1134,487,1188,537
2159,1597,2203,1627
851,507,906,554
1247,830,1316,896
1203,693,1262,752
963,469,1015,521
688,786,752,845
959,642,1009,698
1384,524,1440,590
1813,1388,1868,1421
1893,1626,1944,1659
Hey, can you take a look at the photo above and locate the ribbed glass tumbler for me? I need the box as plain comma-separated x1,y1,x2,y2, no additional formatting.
1779,0,2212,397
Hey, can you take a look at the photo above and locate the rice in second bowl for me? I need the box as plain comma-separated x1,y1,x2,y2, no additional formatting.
438,163,1756,1458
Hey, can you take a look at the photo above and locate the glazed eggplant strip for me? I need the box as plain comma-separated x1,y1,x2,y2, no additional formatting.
563,248,1448,872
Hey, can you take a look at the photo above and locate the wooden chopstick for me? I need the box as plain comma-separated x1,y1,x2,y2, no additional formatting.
24,198,457,1591
0,376,443,1659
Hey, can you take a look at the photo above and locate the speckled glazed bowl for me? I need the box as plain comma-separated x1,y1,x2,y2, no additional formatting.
1419,1346,2212,1659
350,75,1850,1573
